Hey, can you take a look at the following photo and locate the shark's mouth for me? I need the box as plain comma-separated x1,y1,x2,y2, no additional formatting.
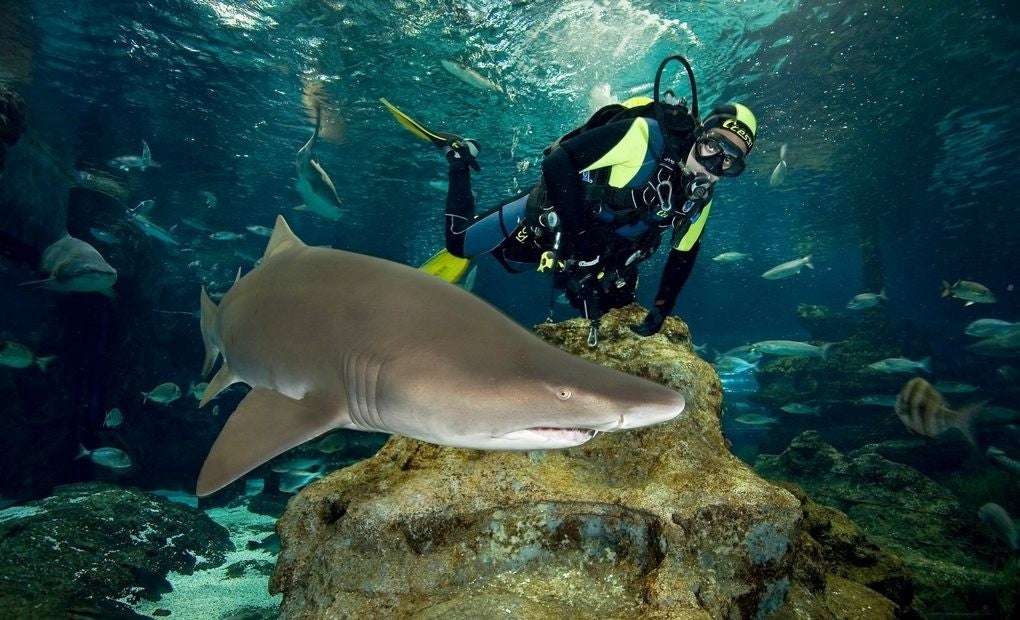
526,427,597,443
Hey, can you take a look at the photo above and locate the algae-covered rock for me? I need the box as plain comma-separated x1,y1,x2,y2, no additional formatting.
0,482,233,617
757,431,1010,617
269,305,900,618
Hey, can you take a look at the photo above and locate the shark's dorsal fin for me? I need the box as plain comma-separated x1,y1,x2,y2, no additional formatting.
264,215,305,262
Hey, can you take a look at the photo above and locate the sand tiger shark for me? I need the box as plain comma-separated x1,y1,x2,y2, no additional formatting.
20,233,117,296
196,215,686,496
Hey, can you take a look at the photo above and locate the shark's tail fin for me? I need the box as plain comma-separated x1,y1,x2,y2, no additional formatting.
200,287,220,377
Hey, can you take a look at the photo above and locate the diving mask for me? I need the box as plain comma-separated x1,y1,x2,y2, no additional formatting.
694,132,746,177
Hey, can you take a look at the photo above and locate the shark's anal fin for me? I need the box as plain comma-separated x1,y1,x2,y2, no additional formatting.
196,388,341,496
199,287,220,376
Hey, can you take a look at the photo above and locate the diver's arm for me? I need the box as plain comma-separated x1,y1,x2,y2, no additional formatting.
631,242,702,336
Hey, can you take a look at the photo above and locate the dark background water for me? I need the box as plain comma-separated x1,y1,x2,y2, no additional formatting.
1,0,1018,497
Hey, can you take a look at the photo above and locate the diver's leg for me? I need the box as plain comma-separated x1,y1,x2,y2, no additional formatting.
445,161,474,256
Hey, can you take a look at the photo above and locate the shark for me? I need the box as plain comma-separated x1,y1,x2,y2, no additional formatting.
20,233,117,296
196,215,686,496
108,139,159,171
294,107,344,221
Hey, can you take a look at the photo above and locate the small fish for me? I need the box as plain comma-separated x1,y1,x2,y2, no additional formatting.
128,213,179,246
762,255,813,280
199,190,217,208
126,199,156,216
932,380,979,394
76,444,133,470
735,414,779,426
846,290,887,310
108,140,159,171
856,394,898,408
440,59,503,93
295,106,344,221
103,407,123,428
964,319,1020,338
867,356,932,374
245,225,274,238
246,533,281,554
279,469,325,493
780,403,820,416
718,345,763,362
986,447,1020,476
769,143,787,187
894,377,980,446
309,432,348,454
712,251,751,263
0,341,55,371
142,382,181,405
209,231,245,241
269,456,324,474
189,382,208,400
89,228,121,245
751,340,832,359
977,503,1018,551
941,280,995,306
965,330,1020,358
713,356,759,375
19,234,118,297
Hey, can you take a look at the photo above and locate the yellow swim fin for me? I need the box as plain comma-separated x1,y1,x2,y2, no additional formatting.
419,249,472,284
380,98,456,149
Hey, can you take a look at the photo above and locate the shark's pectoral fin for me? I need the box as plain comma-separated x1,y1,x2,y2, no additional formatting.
18,276,56,289
196,387,341,496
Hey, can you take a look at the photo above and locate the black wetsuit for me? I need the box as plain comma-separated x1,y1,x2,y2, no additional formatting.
444,111,714,322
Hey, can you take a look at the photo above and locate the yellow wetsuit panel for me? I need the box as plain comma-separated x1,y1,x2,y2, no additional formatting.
673,201,712,251
581,117,651,188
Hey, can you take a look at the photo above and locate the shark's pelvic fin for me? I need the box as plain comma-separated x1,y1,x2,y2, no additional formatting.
196,387,340,496
200,364,237,408
199,287,220,377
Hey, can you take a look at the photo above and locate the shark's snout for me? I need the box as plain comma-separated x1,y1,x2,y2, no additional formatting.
617,394,686,430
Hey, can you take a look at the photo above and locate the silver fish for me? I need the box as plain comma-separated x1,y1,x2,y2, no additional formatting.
108,140,158,171
209,231,245,241
142,382,181,405
713,356,759,375
751,340,832,359
246,225,274,238
89,228,121,245
966,330,1020,358
0,341,55,371
440,59,502,93
978,503,1018,551
964,319,1020,338
76,444,132,470
103,407,123,428
294,107,344,221
734,414,779,426
847,290,887,310
762,255,813,280
868,356,932,374
780,403,820,415
127,213,179,246
712,251,751,263
941,280,995,305
768,143,787,188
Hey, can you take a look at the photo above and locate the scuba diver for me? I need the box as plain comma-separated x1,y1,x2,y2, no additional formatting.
383,55,756,345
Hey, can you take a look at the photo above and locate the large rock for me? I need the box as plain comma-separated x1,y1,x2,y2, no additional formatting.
0,482,233,617
269,305,895,618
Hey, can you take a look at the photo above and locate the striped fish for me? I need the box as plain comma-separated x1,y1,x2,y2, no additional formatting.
894,377,983,446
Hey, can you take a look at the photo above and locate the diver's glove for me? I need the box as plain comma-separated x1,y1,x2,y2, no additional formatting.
630,307,666,337
444,138,481,172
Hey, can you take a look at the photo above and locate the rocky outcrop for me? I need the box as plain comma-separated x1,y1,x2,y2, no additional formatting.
270,305,903,618
0,482,232,617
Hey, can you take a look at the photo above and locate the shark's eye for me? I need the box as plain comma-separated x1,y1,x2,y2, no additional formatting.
557,388,572,400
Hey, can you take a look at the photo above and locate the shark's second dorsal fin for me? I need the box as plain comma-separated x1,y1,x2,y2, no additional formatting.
264,215,305,262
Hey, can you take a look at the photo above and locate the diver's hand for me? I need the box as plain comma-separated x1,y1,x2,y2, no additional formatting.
630,308,666,337
445,139,481,172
